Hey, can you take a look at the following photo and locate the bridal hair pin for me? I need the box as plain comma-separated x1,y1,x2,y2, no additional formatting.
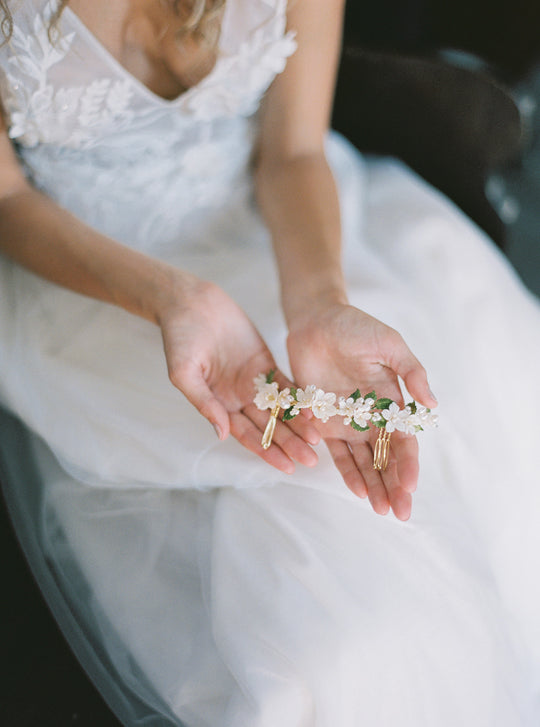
253,371,438,471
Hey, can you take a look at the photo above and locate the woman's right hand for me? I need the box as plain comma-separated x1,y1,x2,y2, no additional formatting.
156,273,320,474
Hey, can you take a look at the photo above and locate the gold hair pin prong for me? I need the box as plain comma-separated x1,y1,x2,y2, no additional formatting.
373,427,391,471
261,403,280,450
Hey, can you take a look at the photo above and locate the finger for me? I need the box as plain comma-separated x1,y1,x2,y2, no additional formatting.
284,411,321,445
273,420,319,467
379,455,413,521
391,432,419,493
384,334,438,408
229,410,296,474
350,440,390,515
325,438,368,499
245,404,318,468
386,482,413,521
169,362,231,440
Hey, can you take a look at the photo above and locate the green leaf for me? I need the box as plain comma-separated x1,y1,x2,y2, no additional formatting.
290,387,298,400
407,401,417,414
374,397,393,409
348,389,362,402
364,391,376,401
282,407,297,421
373,419,387,428
266,369,276,384
350,421,370,432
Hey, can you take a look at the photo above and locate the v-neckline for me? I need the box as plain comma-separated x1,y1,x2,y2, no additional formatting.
62,4,232,107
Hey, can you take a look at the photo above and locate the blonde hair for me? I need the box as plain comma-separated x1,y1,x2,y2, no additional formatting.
0,0,226,46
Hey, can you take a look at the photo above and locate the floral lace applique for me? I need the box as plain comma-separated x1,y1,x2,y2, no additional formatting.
3,1,134,148
183,27,297,120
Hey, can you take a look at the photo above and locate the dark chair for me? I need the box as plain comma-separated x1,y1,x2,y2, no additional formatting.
332,47,523,247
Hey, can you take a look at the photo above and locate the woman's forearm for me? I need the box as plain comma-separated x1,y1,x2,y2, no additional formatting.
0,187,194,323
255,151,348,328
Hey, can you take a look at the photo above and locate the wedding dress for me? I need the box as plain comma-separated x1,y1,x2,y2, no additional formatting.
1,1,540,725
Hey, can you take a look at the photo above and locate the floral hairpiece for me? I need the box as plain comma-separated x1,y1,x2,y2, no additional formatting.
253,371,438,471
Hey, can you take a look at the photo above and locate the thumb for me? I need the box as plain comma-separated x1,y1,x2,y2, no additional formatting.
385,334,438,408
169,363,231,440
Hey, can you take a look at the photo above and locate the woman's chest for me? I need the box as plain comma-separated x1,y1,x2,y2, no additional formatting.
67,0,221,101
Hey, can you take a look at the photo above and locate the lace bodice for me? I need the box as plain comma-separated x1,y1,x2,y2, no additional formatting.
1,0,296,148
0,0,296,249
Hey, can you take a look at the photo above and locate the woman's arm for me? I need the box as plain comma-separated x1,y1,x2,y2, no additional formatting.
255,0,437,519
0,121,181,322
0,117,319,472
255,0,346,326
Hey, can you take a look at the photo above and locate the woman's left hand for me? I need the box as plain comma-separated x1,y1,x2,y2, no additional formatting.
287,303,437,521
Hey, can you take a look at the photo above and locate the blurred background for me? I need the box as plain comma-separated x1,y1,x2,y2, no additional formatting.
2,2,540,725
336,0,540,295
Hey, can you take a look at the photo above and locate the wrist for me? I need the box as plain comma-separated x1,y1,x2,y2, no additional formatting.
283,283,348,332
140,261,203,326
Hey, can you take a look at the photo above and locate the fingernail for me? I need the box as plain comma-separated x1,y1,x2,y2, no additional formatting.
306,450,318,467
213,423,222,440
429,389,438,404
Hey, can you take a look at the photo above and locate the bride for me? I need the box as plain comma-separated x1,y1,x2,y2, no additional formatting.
1,0,540,724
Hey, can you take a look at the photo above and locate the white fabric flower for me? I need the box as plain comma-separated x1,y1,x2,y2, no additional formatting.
311,390,337,423
337,396,374,427
253,373,268,389
253,376,296,414
400,405,439,434
381,402,409,433
401,407,420,435
353,397,374,428
415,406,439,429
294,385,318,410
337,397,356,425
277,388,294,410
254,381,279,411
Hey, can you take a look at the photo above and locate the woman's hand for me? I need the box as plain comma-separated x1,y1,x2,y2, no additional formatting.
287,303,437,520
157,274,320,474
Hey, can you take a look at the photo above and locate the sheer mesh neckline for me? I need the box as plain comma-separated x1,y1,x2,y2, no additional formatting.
62,4,232,106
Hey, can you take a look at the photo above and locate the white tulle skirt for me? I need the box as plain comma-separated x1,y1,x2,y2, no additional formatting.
2,137,540,725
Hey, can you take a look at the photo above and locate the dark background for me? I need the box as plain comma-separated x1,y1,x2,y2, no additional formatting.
344,0,540,77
